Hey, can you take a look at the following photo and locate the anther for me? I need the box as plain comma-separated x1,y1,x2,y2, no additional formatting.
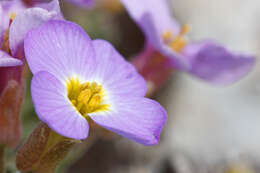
88,94,101,108
78,89,91,104
67,78,108,115
162,25,190,53
179,24,190,36
169,36,187,53
80,82,90,90
162,31,172,42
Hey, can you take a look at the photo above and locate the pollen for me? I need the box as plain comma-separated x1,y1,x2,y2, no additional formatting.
162,24,190,53
67,78,109,117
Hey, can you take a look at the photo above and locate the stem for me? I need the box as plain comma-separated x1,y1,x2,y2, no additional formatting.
0,145,5,173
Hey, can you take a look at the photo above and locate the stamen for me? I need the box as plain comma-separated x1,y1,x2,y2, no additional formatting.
179,24,190,35
162,30,172,42
67,78,109,116
89,94,101,108
162,25,190,53
71,100,77,106
80,82,90,90
78,89,91,102
169,36,187,53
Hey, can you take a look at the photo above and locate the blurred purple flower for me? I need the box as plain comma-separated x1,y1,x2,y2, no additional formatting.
65,0,94,8
120,0,255,87
0,0,62,147
25,20,167,145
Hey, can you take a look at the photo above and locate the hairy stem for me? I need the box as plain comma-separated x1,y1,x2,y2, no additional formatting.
0,145,5,173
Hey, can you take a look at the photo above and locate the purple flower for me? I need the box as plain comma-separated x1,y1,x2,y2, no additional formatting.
120,0,255,85
65,0,94,8
24,20,167,145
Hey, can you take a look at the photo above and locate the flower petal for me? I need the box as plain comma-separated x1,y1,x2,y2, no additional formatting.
37,0,63,19
89,97,167,145
0,50,22,67
24,20,96,81
0,6,3,47
92,39,147,97
65,0,94,8
9,5,61,56
31,71,89,140
120,0,180,37
184,41,256,85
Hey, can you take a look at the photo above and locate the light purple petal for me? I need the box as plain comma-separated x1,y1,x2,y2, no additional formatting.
65,0,94,8
0,4,3,33
183,41,256,85
92,39,147,97
37,0,63,19
120,0,179,37
0,6,3,47
89,97,167,145
24,20,96,81
9,4,61,56
31,71,89,140
0,50,23,67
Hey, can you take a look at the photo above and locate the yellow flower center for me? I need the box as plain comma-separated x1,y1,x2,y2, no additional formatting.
162,24,190,53
67,78,109,117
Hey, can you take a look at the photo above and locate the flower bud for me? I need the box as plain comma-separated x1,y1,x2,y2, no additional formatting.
16,122,80,173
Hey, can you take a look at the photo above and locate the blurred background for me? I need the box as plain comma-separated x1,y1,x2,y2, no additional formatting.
8,0,260,172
